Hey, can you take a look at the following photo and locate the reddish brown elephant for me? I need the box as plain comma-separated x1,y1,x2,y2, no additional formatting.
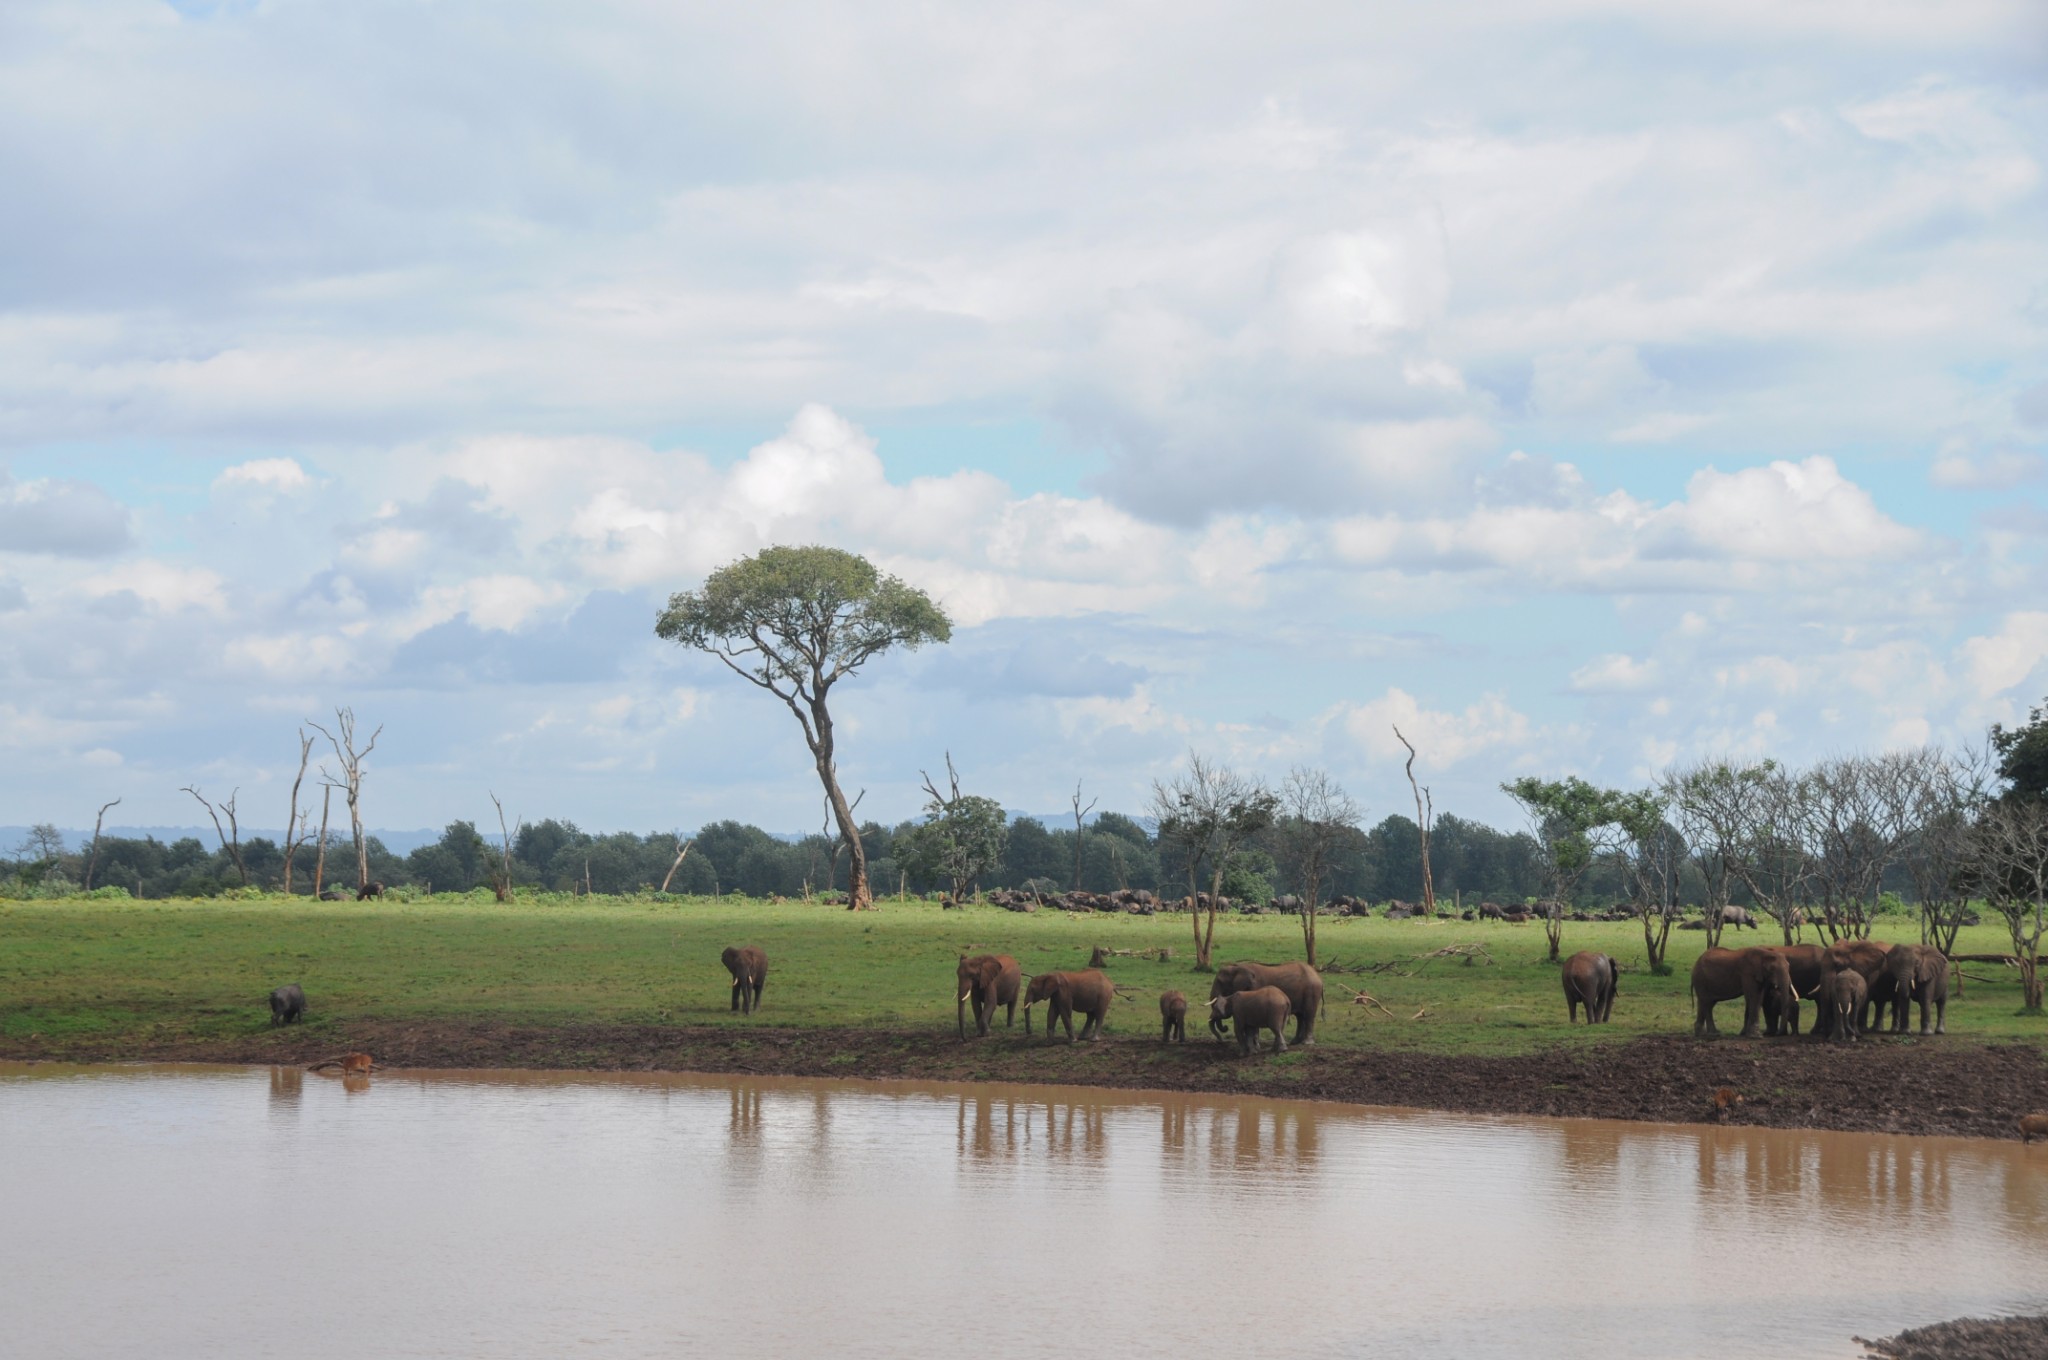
956,954,1021,1038
1023,969,1113,1042
1764,944,1827,1036
1159,990,1188,1043
1213,985,1292,1055
721,945,767,1015
1880,944,1949,1035
1562,951,1618,1024
1208,961,1324,1046
1690,947,1797,1038
1823,938,1897,1033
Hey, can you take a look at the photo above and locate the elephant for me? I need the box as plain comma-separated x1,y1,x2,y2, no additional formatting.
1562,951,1618,1024
1689,947,1797,1038
269,983,306,1027
1212,986,1292,1055
1822,938,1898,1033
1764,944,1827,1036
721,946,768,1015
1022,969,1114,1042
1881,944,1949,1035
1825,967,1868,1041
1208,961,1324,1046
1160,990,1188,1043
956,954,1021,1038
356,881,384,901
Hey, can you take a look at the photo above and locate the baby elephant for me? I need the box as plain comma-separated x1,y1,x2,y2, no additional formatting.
1160,990,1187,1043
269,983,306,1027
721,946,768,1015
1562,951,1618,1024
1212,985,1291,1056
1826,968,1868,1041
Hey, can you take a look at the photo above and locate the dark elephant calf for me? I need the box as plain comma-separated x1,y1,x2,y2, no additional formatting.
269,983,306,1027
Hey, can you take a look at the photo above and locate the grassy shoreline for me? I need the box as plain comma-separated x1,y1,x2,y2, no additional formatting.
5,894,2045,1138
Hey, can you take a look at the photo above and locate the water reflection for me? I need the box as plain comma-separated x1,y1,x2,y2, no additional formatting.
1,1064,2044,1360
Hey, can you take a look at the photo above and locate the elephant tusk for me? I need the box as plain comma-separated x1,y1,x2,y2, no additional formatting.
959,991,972,1003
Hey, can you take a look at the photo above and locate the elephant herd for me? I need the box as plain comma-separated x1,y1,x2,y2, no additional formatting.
1687,939,1949,1040
1561,939,1951,1043
950,953,1325,1055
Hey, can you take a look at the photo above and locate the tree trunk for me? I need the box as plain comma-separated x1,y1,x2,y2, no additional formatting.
1299,871,1319,967
314,786,331,898
807,701,869,910
1544,901,1562,962
1202,866,1227,968
1188,875,1207,968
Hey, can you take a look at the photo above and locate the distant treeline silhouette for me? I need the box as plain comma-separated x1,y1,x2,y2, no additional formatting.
4,809,1574,905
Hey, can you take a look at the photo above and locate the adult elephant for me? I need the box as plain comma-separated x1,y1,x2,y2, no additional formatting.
1764,944,1827,1037
721,946,768,1015
1213,986,1291,1055
1880,944,1949,1035
1823,939,1897,1034
1690,947,1797,1038
956,954,1021,1039
1208,961,1324,1046
1023,969,1113,1042
1562,951,1618,1024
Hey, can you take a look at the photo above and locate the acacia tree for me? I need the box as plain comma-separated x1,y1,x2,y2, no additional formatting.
1502,775,1616,962
1977,801,2048,1011
1725,763,1815,944
1665,758,1772,948
1151,751,1277,969
1612,789,1684,973
656,546,950,911
1274,766,1361,967
899,753,1007,906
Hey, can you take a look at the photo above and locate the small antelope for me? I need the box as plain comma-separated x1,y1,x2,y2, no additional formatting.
307,1053,375,1076
2018,1114,2048,1144
1712,1086,1745,1119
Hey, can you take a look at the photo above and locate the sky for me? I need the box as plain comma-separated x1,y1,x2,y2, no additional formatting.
1,0,2045,838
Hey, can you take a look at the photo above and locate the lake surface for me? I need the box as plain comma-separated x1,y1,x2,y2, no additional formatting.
2,1064,2044,1358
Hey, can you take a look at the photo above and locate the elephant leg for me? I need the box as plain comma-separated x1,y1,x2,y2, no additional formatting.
1005,1000,1016,1030
1933,997,1946,1035
1740,990,1761,1038
1274,1027,1287,1054
731,981,741,1013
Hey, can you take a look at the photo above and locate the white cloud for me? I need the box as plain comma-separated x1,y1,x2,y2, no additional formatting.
1570,654,1658,692
1930,448,2046,490
214,457,311,492
1334,687,1536,768
1961,612,2048,700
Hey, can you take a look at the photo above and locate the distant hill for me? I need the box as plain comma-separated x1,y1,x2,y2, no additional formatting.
2,826,445,856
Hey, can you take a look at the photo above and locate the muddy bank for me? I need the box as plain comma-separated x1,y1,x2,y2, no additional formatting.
7,1020,2047,1139
1859,1314,2048,1359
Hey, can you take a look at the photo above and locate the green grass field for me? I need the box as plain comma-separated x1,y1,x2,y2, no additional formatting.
2,893,2042,1056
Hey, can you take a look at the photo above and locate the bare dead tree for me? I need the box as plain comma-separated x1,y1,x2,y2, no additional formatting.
1071,780,1098,892
314,785,332,898
182,784,248,886
82,797,121,892
281,728,315,895
1275,767,1362,967
311,706,382,892
1665,759,1753,949
660,836,696,894
489,792,521,902
1393,726,1436,917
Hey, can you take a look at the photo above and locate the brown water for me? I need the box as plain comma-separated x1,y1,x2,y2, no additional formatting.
2,1064,2044,1359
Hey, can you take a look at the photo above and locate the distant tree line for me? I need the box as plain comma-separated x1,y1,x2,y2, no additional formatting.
0,806,1560,904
